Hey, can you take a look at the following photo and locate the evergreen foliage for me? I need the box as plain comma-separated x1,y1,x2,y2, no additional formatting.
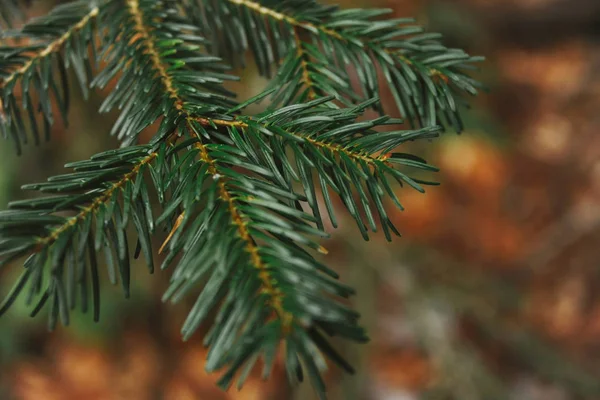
0,0,29,28
0,0,482,397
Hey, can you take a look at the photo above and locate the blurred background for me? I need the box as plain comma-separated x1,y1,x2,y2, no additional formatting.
2,0,600,399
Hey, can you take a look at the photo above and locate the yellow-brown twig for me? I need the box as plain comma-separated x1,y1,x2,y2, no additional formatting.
228,0,343,40
293,27,317,100
159,212,185,254
37,152,157,249
193,140,294,330
198,117,389,165
126,0,183,109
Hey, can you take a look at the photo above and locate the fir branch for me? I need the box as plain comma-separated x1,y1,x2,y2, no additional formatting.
36,151,157,249
100,2,283,322
0,7,99,90
109,1,286,318
196,0,483,131
0,1,99,153
100,2,281,316
191,99,440,240
93,0,239,143
0,0,486,398
0,144,161,327
95,1,365,394
192,137,295,331
156,133,364,393
112,1,289,327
